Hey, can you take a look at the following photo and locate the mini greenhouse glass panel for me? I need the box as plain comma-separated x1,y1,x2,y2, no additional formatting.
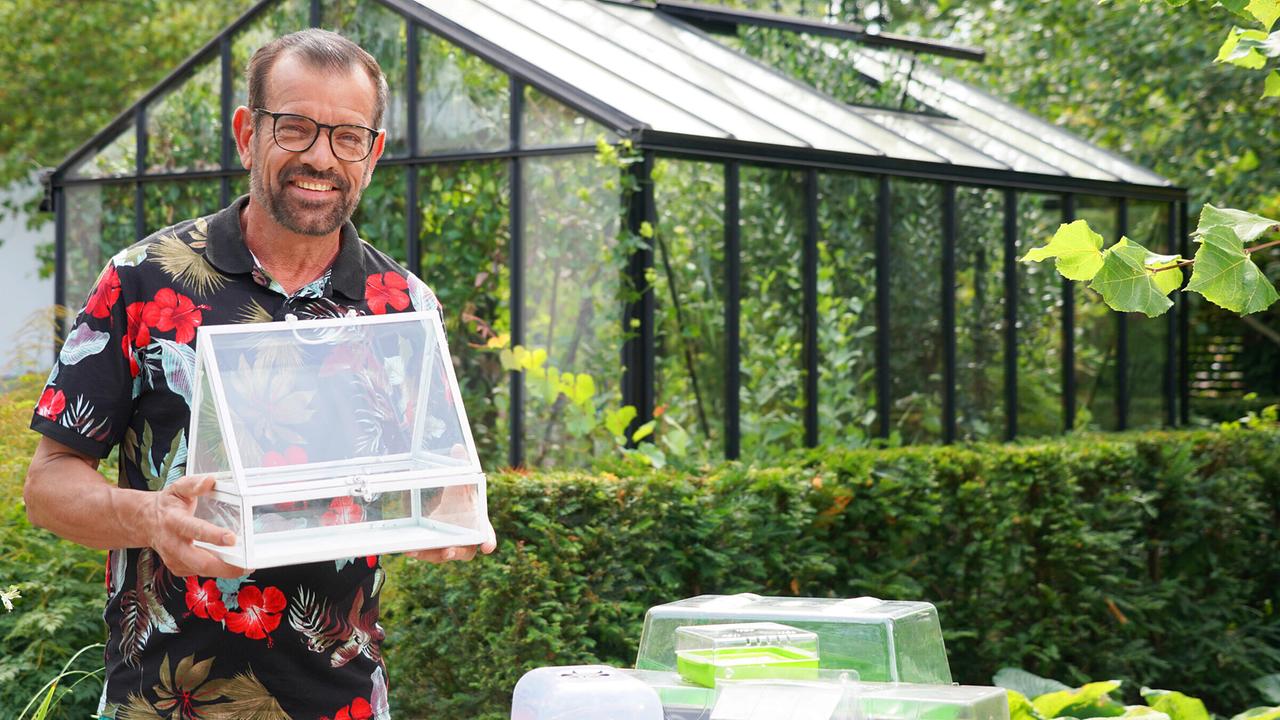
637,595,951,685
188,310,487,568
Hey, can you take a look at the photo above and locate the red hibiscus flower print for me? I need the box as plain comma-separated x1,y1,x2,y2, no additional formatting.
321,497,365,527
141,288,208,344
225,585,286,645
322,698,374,720
36,388,66,421
365,272,409,315
365,555,378,568
262,445,308,467
84,264,121,319
184,577,228,622
122,302,153,378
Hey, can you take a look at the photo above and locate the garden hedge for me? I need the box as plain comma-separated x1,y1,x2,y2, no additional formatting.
3,371,1278,717
380,429,1280,718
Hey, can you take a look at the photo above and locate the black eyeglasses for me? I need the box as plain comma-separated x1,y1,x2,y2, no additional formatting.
253,108,379,162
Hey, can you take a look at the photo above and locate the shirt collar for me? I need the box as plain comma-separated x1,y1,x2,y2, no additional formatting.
204,194,368,302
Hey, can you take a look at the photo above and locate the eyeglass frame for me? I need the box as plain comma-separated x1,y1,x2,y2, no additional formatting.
252,107,381,162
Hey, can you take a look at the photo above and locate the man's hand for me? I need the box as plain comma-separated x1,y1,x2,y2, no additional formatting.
404,517,497,564
146,475,248,578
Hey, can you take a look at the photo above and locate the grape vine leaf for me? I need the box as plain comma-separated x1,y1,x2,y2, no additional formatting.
1217,27,1270,68
1087,238,1181,317
1248,0,1280,31
1266,70,1280,97
1021,220,1105,281
1185,226,1280,314
1196,204,1280,242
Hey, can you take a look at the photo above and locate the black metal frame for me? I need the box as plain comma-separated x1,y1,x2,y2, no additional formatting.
46,0,1193,464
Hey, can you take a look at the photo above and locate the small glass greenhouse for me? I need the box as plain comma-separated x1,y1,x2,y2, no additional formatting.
46,0,1190,468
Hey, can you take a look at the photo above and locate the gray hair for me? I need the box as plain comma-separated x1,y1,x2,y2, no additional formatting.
246,28,388,129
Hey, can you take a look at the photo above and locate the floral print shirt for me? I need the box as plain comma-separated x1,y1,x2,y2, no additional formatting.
31,195,438,720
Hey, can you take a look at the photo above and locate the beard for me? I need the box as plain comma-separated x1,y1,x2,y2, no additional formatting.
249,156,365,236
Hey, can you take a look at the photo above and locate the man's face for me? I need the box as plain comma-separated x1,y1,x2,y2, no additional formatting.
244,53,383,236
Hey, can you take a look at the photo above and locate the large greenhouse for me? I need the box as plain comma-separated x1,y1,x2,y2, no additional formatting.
45,0,1190,468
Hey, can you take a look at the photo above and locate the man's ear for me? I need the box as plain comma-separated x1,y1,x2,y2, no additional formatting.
232,106,255,169
361,130,387,190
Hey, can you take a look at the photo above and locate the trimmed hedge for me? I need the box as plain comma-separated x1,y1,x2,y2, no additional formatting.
382,429,1280,719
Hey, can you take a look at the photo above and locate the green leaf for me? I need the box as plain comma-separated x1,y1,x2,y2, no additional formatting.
1140,688,1210,720
1248,0,1280,30
1196,204,1280,242
1122,706,1171,720
1255,674,1280,705
1007,691,1049,720
1087,238,1178,317
604,406,637,439
1022,220,1105,281
1033,680,1126,719
994,668,1072,700
631,420,657,443
1217,27,1269,69
1265,70,1280,97
1230,708,1280,720
1185,226,1280,314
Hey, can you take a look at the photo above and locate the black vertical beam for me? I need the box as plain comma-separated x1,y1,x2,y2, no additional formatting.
406,21,421,275
1116,197,1129,430
1178,200,1191,426
941,183,957,444
1003,189,1018,441
803,169,820,447
220,34,233,207
508,77,525,467
875,176,892,439
310,0,322,27
135,109,147,241
725,161,742,460
54,185,67,350
1062,193,1077,431
1165,201,1178,427
622,152,657,442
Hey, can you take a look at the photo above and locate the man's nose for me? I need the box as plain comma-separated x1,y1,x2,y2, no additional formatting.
297,128,342,170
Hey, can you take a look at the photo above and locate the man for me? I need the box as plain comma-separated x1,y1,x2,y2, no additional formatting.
24,29,494,719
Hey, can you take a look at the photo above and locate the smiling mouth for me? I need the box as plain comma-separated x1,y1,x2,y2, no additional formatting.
291,179,336,192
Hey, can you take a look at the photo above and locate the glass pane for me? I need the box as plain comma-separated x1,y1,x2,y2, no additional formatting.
521,86,612,148
817,172,877,446
199,313,475,481
350,168,407,264
1073,195,1119,430
191,363,230,478
231,0,310,110
323,0,409,157
64,184,135,326
955,187,1005,442
67,125,136,179
654,159,725,459
889,180,943,444
1187,298,1279,421
522,154,622,466
418,28,509,154
419,161,510,468
1126,201,1172,429
143,179,223,236
1016,194,1065,437
146,55,221,174
739,166,805,457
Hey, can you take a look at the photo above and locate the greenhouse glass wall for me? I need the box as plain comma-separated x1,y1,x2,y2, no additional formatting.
47,0,1189,468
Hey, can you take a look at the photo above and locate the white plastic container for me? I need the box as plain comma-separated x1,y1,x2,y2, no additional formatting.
511,665,664,720
187,310,488,568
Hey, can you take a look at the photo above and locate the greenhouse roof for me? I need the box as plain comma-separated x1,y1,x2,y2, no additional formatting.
51,0,1180,199
398,0,1176,196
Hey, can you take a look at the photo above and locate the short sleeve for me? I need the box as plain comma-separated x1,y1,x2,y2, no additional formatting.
30,261,135,458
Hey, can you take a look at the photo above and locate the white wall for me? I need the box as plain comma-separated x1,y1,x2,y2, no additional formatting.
0,179,56,375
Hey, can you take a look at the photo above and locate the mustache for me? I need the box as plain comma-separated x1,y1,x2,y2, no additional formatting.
279,165,349,192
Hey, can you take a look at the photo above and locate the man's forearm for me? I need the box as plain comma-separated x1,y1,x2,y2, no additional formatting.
24,439,154,550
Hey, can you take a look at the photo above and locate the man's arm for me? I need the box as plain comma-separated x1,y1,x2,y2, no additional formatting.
25,436,247,577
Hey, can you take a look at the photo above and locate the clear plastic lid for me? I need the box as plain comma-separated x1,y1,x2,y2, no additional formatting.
675,622,820,688
188,311,480,490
